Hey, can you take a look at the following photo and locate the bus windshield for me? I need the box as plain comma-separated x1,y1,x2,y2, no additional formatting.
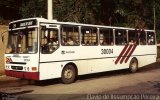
6,28,38,54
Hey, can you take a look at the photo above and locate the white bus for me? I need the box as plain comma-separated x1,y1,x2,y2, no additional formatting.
5,18,157,84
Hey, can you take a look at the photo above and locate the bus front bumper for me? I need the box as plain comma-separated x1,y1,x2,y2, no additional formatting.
5,70,39,80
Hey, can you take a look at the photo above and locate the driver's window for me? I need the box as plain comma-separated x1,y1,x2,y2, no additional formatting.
41,27,59,54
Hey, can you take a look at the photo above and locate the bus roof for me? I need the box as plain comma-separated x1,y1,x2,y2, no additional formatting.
9,17,155,32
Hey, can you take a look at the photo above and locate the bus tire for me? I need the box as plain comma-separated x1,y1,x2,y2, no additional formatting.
61,64,76,84
129,58,138,73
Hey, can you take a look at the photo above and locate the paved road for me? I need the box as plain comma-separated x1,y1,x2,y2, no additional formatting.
0,62,160,100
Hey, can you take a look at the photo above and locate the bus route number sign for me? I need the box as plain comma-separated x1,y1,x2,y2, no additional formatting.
101,49,113,55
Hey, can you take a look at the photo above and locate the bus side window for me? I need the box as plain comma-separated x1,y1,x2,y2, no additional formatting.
139,30,146,45
81,27,98,46
61,26,79,46
99,28,114,46
41,27,59,54
128,30,138,45
147,32,155,45
115,30,127,45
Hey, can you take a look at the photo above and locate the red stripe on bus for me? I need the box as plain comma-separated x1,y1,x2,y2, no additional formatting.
115,44,129,64
120,45,133,64
125,45,137,63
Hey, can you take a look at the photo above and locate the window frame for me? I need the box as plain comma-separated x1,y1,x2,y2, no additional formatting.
40,26,60,54
147,32,156,45
81,26,98,46
61,25,80,46
99,28,114,46
115,29,127,45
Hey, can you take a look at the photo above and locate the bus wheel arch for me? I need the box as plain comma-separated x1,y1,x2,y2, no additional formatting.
61,62,78,84
129,57,138,73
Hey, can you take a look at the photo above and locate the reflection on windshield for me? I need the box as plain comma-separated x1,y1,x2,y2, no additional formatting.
6,28,38,54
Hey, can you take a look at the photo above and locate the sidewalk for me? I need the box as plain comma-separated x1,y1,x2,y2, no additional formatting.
0,70,31,88
0,70,18,83
0,74,17,82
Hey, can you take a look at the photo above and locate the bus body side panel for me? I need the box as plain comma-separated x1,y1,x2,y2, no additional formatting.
39,46,91,80
39,46,129,80
39,63,62,80
39,45,157,80
131,45,157,67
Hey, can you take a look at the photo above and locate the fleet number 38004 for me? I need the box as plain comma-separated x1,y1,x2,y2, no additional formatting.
101,49,113,54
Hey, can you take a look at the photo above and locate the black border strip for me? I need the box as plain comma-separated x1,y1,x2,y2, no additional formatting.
8,62,27,65
40,54,156,64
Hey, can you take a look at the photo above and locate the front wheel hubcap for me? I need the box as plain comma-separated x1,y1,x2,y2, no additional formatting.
64,69,73,79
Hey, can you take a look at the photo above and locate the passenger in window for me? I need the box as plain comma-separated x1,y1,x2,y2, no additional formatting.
42,37,58,53
102,39,107,45
74,40,79,45
150,41,154,45
48,37,58,51
148,40,154,45
90,41,96,45
62,38,67,45
122,41,126,45
110,41,114,45
129,40,134,45
140,39,146,45
85,41,90,45
148,36,154,45
67,37,74,45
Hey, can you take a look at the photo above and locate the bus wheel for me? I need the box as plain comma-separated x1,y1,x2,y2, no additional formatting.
129,58,138,73
61,64,76,84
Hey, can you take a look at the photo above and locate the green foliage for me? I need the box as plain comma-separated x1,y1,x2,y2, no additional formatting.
19,0,47,18
53,0,101,24
1,0,160,31
1,0,160,52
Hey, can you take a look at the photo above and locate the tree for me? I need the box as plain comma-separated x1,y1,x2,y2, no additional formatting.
53,0,101,24
0,0,22,20
5,0,160,32
19,0,47,18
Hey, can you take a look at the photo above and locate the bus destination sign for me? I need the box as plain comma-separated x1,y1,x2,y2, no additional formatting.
9,19,37,29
